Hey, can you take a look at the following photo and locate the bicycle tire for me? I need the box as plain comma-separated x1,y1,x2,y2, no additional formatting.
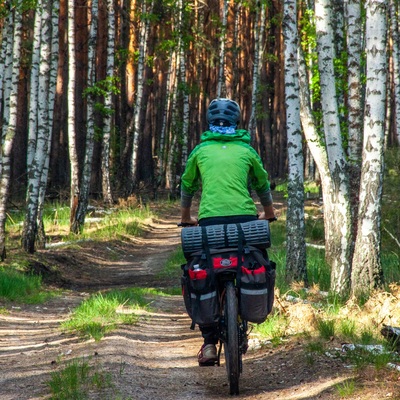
224,281,240,395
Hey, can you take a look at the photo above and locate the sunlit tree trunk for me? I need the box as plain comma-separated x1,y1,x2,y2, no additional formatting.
351,0,387,297
315,0,352,295
0,8,22,260
158,53,174,189
129,0,152,192
178,0,189,163
283,0,307,284
345,0,363,239
217,0,228,98
101,0,115,205
298,46,333,200
23,0,57,252
248,3,266,139
37,1,59,248
389,0,400,145
71,0,98,233
68,0,80,231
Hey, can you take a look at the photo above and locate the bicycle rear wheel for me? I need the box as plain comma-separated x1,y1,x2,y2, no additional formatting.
224,280,240,395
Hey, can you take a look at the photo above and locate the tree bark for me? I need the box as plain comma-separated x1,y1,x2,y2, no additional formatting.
315,0,352,295
0,8,22,259
283,0,307,284
351,0,387,297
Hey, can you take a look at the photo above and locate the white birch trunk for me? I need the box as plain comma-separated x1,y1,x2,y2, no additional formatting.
101,0,115,205
0,9,22,259
345,0,363,164
217,0,228,97
351,0,387,296
178,0,189,163
37,1,60,248
157,52,174,189
23,0,54,252
248,3,266,138
315,0,352,295
283,0,307,284
68,0,80,229
389,0,400,144
165,51,177,191
345,0,363,247
71,0,98,233
130,0,152,191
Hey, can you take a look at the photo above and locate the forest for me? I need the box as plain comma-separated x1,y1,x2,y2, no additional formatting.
0,0,399,296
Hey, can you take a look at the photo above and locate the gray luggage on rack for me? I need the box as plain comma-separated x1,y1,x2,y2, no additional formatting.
180,219,271,257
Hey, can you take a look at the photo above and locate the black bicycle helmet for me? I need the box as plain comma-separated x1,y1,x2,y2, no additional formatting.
206,98,241,126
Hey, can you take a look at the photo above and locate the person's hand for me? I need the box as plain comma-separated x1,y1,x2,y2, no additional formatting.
258,206,277,222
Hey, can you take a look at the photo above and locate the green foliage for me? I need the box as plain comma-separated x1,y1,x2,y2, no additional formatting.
0,268,55,303
158,247,185,281
335,379,357,398
316,318,335,340
254,312,288,346
338,319,357,341
47,357,113,400
61,288,153,341
83,77,120,122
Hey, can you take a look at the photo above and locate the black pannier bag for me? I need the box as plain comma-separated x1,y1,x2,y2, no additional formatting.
180,221,275,328
181,246,276,327
181,257,219,329
238,248,276,324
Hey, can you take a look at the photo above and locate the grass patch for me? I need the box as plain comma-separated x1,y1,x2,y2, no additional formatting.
47,357,113,400
335,378,357,397
157,247,185,281
61,288,154,340
0,268,55,303
254,312,288,346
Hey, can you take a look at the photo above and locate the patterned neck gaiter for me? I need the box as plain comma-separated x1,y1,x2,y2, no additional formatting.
209,124,237,135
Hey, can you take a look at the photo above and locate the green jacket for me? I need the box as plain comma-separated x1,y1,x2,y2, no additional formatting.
181,129,271,220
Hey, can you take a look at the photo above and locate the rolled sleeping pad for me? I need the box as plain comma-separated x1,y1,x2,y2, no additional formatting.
181,219,271,256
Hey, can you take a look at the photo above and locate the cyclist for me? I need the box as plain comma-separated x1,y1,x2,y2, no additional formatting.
180,98,275,366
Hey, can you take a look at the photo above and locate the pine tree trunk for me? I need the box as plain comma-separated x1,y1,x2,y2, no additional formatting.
351,0,387,297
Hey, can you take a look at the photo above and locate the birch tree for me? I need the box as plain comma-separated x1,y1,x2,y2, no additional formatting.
0,7,22,259
70,0,98,233
217,0,228,97
101,0,116,205
128,0,152,193
67,0,80,231
345,0,363,237
248,2,266,138
178,0,189,163
23,0,58,252
283,0,307,284
315,0,352,295
389,0,400,145
351,0,387,296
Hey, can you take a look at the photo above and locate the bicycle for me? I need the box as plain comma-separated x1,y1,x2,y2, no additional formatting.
179,218,275,395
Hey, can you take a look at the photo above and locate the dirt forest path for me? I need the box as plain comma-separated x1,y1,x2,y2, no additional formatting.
0,203,394,400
